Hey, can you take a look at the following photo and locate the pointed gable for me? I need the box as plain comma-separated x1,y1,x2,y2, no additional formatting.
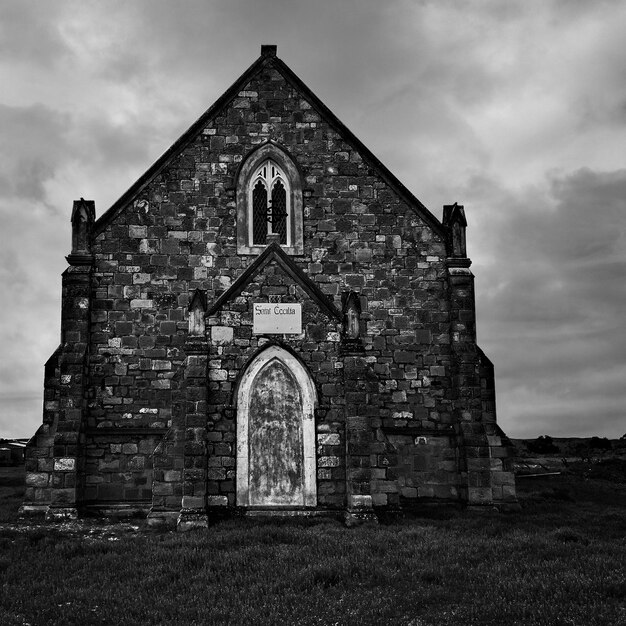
93,45,444,237
207,242,341,321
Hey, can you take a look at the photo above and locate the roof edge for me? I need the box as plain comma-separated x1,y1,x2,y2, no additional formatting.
94,47,445,237
271,57,445,236
93,52,272,235
208,242,342,321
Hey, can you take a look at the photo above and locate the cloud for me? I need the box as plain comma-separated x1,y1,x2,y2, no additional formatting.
0,195,65,396
1,0,625,440
0,393,42,440
469,168,626,437
0,103,71,201
0,1,70,68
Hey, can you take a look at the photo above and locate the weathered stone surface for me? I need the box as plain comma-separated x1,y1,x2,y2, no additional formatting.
207,495,228,507
318,456,341,468
25,473,49,488
21,45,515,521
211,326,234,345
317,433,340,446
181,495,204,510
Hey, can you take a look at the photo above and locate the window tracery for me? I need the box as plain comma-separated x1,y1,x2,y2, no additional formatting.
236,143,304,255
250,161,290,246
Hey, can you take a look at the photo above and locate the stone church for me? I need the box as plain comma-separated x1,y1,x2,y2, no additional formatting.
22,45,517,528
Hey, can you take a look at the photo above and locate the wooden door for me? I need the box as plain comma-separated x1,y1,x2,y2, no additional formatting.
236,346,317,508
248,359,304,505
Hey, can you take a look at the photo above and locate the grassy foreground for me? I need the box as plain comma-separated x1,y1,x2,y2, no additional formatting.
1,468,625,626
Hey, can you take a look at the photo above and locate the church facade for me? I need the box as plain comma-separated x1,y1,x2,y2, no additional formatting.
22,45,517,528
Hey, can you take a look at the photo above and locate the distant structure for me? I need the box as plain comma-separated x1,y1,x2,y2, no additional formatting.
0,439,27,466
21,45,516,528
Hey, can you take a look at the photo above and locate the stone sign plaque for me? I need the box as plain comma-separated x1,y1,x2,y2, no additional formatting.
253,303,302,334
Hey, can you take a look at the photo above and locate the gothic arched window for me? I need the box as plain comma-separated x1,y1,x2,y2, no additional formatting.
236,142,304,255
250,160,290,246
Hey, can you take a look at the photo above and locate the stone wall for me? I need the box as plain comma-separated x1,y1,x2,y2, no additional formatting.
83,59,455,513
22,48,517,520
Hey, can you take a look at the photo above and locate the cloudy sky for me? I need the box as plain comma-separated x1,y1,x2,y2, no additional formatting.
1,0,625,439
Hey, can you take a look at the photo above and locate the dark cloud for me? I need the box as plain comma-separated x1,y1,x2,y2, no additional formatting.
0,102,166,213
76,115,162,170
0,393,42,439
0,203,65,391
0,2,69,67
469,168,626,437
1,0,625,439
0,103,70,201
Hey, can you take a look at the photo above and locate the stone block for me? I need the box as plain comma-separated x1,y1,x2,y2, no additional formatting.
400,487,418,498
491,471,515,486
433,485,454,499
99,459,120,471
164,470,182,482
377,454,397,467
26,473,49,488
38,459,54,472
349,495,372,509
391,391,406,402
466,458,491,471
394,351,416,364
417,486,434,498
318,456,340,467
160,321,178,334
374,481,398,493
490,458,504,471
152,360,172,370
128,456,145,470
181,495,205,510
211,326,234,345
214,443,231,456
207,495,228,507
207,468,226,480
129,225,147,238
53,458,75,471
371,493,388,506
318,482,336,496
50,489,76,506
138,440,156,455
502,485,517,501
415,330,432,343
130,299,154,309
392,411,413,420
467,487,493,504
491,447,510,458
208,369,227,381
153,482,174,496
317,433,340,446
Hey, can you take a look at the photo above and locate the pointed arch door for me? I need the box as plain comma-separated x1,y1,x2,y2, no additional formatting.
236,346,317,507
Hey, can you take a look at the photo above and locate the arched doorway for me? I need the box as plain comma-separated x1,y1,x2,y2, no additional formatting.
236,346,317,507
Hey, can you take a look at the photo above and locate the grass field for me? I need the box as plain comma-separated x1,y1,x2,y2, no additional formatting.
1,465,625,626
